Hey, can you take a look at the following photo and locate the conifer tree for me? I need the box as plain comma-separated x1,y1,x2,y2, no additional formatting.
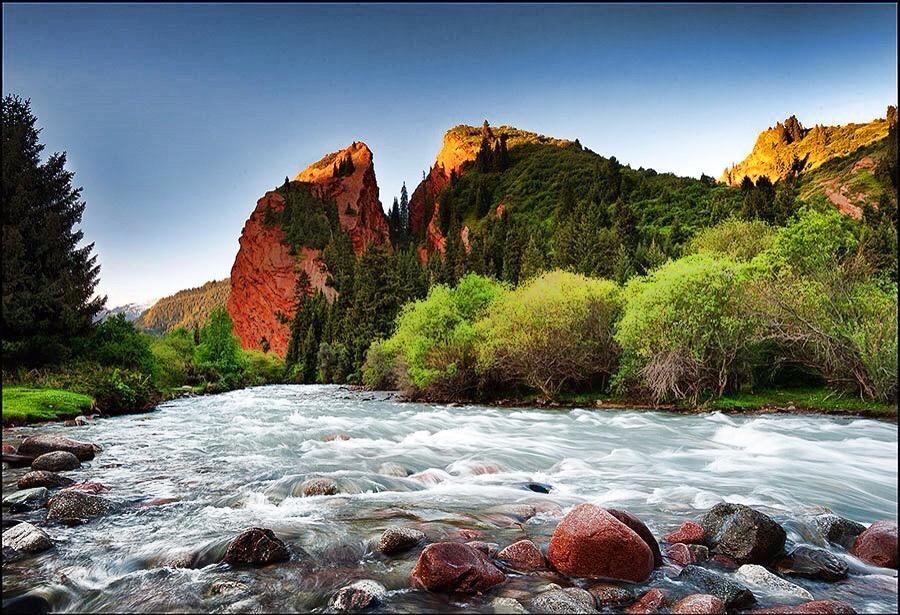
399,182,410,240
520,233,546,281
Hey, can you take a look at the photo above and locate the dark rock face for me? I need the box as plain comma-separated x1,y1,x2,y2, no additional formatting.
328,580,386,612
607,508,663,567
46,490,109,524
1,593,52,615
17,471,74,490
812,513,866,549
775,545,849,581
523,482,553,494
17,435,96,461
496,539,546,571
222,528,290,566
700,503,786,565
2,487,49,512
665,521,706,545
410,542,505,594
31,451,81,472
377,526,425,555
676,565,756,609
530,588,598,614
625,588,667,614
671,594,726,614
587,583,634,607
850,520,898,569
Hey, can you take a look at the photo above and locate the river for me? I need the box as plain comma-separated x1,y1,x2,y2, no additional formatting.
2,385,897,612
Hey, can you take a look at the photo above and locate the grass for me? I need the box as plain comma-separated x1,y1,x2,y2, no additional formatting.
706,387,896,417
2,386,94,425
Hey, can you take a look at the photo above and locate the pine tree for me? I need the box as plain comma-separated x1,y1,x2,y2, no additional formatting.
389,197,401,244
475,181,492,218
438,189,454,235
399,182,410,240
519,233,546,281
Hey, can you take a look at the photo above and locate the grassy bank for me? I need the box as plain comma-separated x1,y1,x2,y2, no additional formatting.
2,386,94,426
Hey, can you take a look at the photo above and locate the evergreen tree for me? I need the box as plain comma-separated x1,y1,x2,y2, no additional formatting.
520,233,546,281
2,95,105,365
475,181,492,218
399,182,410,240
389,197,401,244
438,189,454,235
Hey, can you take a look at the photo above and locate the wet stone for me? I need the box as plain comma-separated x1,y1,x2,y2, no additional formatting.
378,526,425,555
328,579,386,612
31,451,81,472
530,587,598,614
17,471,74,490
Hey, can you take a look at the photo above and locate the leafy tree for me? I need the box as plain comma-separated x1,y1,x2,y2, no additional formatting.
194,306,244,385
88,314,154,372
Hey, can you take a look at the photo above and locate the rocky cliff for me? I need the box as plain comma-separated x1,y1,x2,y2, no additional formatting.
227,142,390,356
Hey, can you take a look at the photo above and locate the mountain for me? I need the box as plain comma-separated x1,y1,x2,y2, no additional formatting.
95,302,152,323
135,278,230,333
227,141,391,355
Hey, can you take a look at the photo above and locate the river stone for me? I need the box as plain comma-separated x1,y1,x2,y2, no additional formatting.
410,542,505,593
491,597,529,614
2,487,49,511
1,593,52,615
328,579,386,612
496,539,546,571
812,513,866,550
735,564,814,600
665,521,706,544
3,546,24,563
300,477,339,497
747,600,857,614
666,542,696,566
31,451,81,472
670,594,726,614
850,520,898,569
377,462,410,477
677,564,756,609
2,522,53,553
625,588,667,614
17,471,74,490
467,541,500,557
65,481,109,494
587,583,634,607
207,580,250,596
530,588,597,614
547,503,654,582
17,435,96,461
222,527,290,566
775,545,849,581
46,490,110,523
608,508,663,567
378,526,425,555
700,503,786,565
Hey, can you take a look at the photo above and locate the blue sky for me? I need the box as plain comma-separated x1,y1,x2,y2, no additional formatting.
3,3,897,305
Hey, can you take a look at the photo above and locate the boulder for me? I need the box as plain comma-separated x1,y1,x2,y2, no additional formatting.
207,580,250,597
687,544,710,563
46,490,109,523
586,583,634,607
748,600,857,614
1,593,52,615
624,589,667,614
530,588,597,614
665,521,705,545
64,481,109,494
17,435,96,461
700,503,786,565
608,508,663,567
328,579,386,612
850,520,897,569
666,543,695,566
378,526,425,555
2,487,49,511
17,471,74,490
300,478,339,497
812,513,866,550
31,451,81,472
671,594,726,614
411,542,505,594
222,527,290,566
467,541,500,557
490,597,529,614
1,522,52,553
377,462,409,477
497,539,546,572
3,546,23,564
735,564,814,600
676,565,755,609
775,545,849,581
547,503,654,582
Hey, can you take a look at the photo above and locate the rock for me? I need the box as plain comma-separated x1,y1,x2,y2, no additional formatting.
17,471,74,490
491,597,529,614
46,490,110,524
607,508,663,567
850,520,897,569
522,482,552,494
775,545,849,581
497,539,546,572
467,541,500,557
408,468,452,485
665,521,705,544
530,588,597,614
812,513,866,549
31,451,81,472
378,526,425,555
323,433,351,442
74,415,92,426
2,487,49,511
222,527,290,566
671,594,726,614
3,546,23,563
547,503,654,582
586,583,634,607
710,554,738,570
666,542,695,566
700,503,786,565
1,443,16,454
735,564,814,600
2,522,53,553
410,542,505,594
328,579,386,612
748,600,857,614
208,580,250,596
17,435,96,461
377,462,409,477
624,589,667,614
676,565,755,609
64,481,109,494
1,593,52,615
2,453,36,468
300,478,339,497
687,544,710,562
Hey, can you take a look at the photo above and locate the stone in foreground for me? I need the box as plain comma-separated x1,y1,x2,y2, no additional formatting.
300,477,339,497
850,520,898,569
812,513,866,550
496,539,546,572
700,503,786,565
378,526,425,555
665,520,706,545
748,599,857,614
17,435,96,461
624,588,667,614
677,564,755,609
2,522,53,554
736,564,814,600
2,487,49,511
17,471,74,490
411,542,505,594
46,490,110,524
530,587,597,614
31,450,81,472
329,579,386,612
607,508,663,567
775,545,849,581
222,527,290,566
670,594,726,614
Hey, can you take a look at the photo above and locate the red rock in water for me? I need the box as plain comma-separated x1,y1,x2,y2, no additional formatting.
608,508,663,567
671,594,726,614
547,503,654,582
850,520,898,569
625,589,667,614
410,542,505,594
228,142,390,356
665,542,695,566
222,527,290,567
496,539,546,571
665,521,705,544
2,443,16,455
748,600,857,614
65,481,109,494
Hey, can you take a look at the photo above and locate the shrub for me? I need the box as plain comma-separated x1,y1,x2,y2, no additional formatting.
477,270,623,398
150,328,196,390
194,306,245,386
361,340,397,390
685,218,775,262
85,314,155,372
83,366,156,413
614,254,759,402
242,349,283,386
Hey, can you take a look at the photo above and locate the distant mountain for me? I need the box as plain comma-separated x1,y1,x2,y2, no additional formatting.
135,278,230,334
94,302,152,323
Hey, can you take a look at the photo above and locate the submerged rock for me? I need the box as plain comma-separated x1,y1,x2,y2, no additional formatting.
222,527,290,566
530,588,597,614
377,462,410,477
17,471,74,490
670,594,726,614
775,545,849,581
700,503,786,565
547,503,654,582
608,508,663,567
1,593,52,615
735,564,814,600
625,588,667,614
812,513,866,550
2,487,49,511
467,541,500,557
207,580,250,596
378,526,425,555
328,579,386,612
64,481,109,494
1,522,52,554
300,478,339,497
522,482,552,494
748,600,857,614
17,435,96,461
665,520,706,545
586,583,634,607
410,542,505,593
46,490,110,524
676,564,755,609
31,451,81,472
497,539,546,572
491,597,529,614
850,520,898,569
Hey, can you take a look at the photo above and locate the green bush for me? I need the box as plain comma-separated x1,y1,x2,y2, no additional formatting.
242,349,284,386
614,253,759,402
477,270,623,398
82,366,156,413
686,218,775,262
361,340,397,390
194,306,245,387
84,314,155,372
150,328,196,390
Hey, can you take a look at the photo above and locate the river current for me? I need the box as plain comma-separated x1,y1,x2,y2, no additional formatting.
2,385,897,612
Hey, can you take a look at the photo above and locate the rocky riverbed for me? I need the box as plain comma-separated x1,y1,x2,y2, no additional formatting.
2,385,897,613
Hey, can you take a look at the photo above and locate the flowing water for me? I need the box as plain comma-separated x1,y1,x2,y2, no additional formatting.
2,385,897,613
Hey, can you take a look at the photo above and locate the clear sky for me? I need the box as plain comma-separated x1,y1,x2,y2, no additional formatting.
3,3,897,306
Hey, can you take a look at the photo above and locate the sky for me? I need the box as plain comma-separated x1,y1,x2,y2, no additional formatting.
3,3,897,306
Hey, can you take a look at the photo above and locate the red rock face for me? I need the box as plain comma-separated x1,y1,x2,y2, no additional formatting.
664,520,705,545
850,520,898,569
410,542,505,594
496,539,547,572
228,142,390,356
